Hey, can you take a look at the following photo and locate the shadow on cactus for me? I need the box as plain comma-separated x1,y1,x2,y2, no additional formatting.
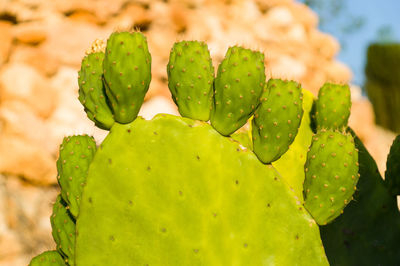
29,31,399,265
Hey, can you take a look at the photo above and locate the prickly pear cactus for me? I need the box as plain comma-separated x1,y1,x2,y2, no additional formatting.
103,31,151,124
50,195,75,265
272,89,314,202
321,132,400,265
385,135,400,196
75,114,327,265
303,130,359,225
252,79,303,163
56,135,96,218
78,41,114,130
30,32,374,265
314,83,351,130
211,46,265,136
29,251,66,266
167,41,214,121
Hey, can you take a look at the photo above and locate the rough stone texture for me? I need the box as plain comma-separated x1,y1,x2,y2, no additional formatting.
0,21,12,67
13,23,47,45
0,63,56,118
0,174,58,265
0,0,394,264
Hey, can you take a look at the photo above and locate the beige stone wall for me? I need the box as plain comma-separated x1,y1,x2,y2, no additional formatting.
0,0,395,264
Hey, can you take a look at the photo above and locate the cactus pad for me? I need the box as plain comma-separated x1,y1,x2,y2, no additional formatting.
103,31,151,123
321,133,400,265
56,135,97,218
252,79,303,163
303,130,359,225
273,89,314,201
167,41,214,121
385,135,400,196
75,114,328,265
211,46,265,136
78,51,114,130
29,250,66,266
315,83,351,130
50,195,75,264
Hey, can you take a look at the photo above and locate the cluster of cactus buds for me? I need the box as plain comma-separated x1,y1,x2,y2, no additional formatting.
29,31,400,266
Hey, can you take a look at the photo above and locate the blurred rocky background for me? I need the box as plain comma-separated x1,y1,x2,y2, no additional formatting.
0,0,396,265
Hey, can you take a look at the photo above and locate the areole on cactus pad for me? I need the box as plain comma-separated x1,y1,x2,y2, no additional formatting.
29,30,400,266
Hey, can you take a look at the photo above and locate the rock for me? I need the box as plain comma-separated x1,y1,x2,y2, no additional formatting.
268,55,306,81
0,174,57,265
0,63,56,118
109,3,152,30
9,45,60,76
288,2,318,30
0,21,13,66
324,60,352,83
13,24,47,45
170,2,189,33
1,1,42,22
310,30,340,59
0,135,56,185
254,0,294,12
53,0,129,22
0,101,53,153
0,231,24,266
36,16,111,69
231,0,262,26
286,23,307,42
66,10,102,25
253,18,280,42
265,6,294,28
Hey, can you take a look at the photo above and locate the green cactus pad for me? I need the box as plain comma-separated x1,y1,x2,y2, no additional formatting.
385,135,400,196
315,83,351,130
75,114,328,265
252,79,303,163
29,250,66,266
303,130,359,225
50,195,75,265
78,51,114,130
273,89,314,201
211,46,265,136
56,135,97,218
321,132,400,265
167,41,214,121
103,31,151,123
231,127,253,150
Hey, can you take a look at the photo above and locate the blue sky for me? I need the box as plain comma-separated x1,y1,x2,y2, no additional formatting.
301,0,400,87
